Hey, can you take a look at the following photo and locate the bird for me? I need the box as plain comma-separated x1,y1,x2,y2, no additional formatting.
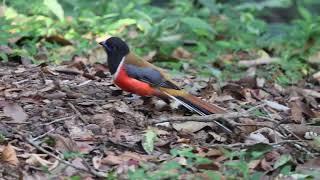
99,37,232,133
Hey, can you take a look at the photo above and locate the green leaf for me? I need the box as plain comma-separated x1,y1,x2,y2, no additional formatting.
4,7,19,19
142,129,157,154
298,6,312,21
274,154,292,169
181,17,214,37
0,52,9,62
44,0,64,21
246,143,273,159
199,0,218,14
107,18,136,31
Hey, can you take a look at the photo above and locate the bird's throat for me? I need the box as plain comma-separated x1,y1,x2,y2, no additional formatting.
108,54,125,75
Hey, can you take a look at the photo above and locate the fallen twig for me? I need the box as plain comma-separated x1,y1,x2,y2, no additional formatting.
67,102,87,123
152,103,266,125
208,140,307,149
42,116,75,126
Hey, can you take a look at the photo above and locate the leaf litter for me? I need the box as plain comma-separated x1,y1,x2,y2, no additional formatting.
0,59,319,179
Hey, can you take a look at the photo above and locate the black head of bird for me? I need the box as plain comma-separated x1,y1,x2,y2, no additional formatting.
99,37,130,74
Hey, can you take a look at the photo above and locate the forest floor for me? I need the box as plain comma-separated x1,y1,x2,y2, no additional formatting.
0,60,320,179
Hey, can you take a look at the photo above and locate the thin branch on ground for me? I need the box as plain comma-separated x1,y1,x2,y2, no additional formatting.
67,102,87,123
32,128,55,141
42,116,75,126
208,139,307,149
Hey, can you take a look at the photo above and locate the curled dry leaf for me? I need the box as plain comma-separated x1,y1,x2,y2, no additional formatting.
3,102,28,122
1,144,19,166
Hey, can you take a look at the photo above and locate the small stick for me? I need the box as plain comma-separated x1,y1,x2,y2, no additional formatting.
67,102,87,123
32,129,55,141
42,116,75,126
208,140,307,149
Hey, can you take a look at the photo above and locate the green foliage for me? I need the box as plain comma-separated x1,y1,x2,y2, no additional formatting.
0,133,6,143
2,0,320,84
142,129,157,154
44,0,64,21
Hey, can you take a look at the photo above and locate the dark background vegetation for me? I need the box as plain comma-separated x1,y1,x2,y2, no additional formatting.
1,0,320,85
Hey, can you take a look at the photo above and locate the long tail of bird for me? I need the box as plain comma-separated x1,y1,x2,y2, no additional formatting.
173,94,227,115
160,89,232,133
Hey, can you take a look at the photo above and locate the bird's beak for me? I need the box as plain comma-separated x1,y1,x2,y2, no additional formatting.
99,41,104,46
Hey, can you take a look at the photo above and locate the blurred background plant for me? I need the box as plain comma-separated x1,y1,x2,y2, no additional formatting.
1,0,320,85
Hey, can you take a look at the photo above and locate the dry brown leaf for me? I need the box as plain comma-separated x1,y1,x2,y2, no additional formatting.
238,118,257,134
171,47,192,59
75,141,94,154
3,102,28,122
25,154,53,167
45,35,72,45
248,159,262,171
260,158,273,171
50,134,79,153
289,100,304,123
172,121,215,133
92,113,115,133
101,151,150,166
1,144,19,166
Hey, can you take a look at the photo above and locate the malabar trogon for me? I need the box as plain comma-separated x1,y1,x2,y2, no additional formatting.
99,37,232,133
